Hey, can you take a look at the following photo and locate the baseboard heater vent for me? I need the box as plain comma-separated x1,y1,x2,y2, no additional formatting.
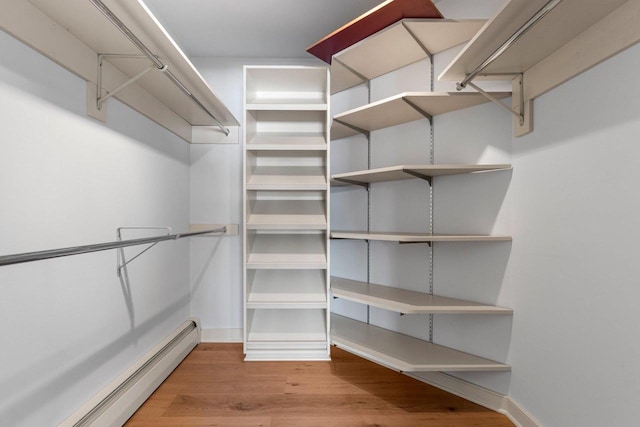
59,319,200,427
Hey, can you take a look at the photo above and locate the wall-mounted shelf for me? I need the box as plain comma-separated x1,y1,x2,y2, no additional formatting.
306,0,443,64
1,0,238,143
332,91,510,140
332,164,511,186
332,314,510,372
331,19,486,94
331,277,512,315
331,231,511,243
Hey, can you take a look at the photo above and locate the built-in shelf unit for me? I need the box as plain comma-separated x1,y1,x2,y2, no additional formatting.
243,66,331,361
320,3,513,374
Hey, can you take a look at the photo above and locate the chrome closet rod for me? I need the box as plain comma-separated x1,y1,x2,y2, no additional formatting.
88,0,230,136
457,0,563,90
0,227,226,267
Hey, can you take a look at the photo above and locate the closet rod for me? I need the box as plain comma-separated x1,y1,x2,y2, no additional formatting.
457,0,563,90
88,0,230,136
0,227,226,267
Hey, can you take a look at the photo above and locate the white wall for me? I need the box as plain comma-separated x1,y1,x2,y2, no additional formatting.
188,57,322,333
507,38,640,427
0,30,191,426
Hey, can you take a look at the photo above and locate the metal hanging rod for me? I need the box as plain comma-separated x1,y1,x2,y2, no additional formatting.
88,0,230,136
0,227,227,267
457,0,563,90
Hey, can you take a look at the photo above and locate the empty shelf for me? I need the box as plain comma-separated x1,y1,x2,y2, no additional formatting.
248,270,327,309
439,0,628,82
246,133,327,151
247,234,327,269
247,200,327,230
247,309,327,342
306,0,442,64
246,97,328,111
331,277,512,314
332,92,511,139
331,231,512,243
332,164,511,185
331,314,510,372
331,19,486,94
247,166,327,190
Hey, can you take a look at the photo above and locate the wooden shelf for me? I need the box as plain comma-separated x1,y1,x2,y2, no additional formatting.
246,133,327,151
440,0,628,81
246,166,327,191
331,19,486,94
4,0,238,143
332,164,511,185
331,231,511,243
331,277,512,314
331,314,510,372
306,0,443,64
247,200,327,230
246,234,327,269
248,270,327,309
332,91,510,140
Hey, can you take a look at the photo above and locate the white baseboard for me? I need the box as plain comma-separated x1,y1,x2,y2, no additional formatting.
201,328,243,343
407,372,540,427
59,319,200,427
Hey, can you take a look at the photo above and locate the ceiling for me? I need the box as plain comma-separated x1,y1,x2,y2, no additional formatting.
142,0,388,59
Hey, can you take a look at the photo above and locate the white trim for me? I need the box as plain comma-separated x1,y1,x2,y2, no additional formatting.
406,372,540,427
201,328,243,343
58,319,200,427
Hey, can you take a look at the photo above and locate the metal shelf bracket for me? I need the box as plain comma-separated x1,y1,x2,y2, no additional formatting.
116,226,171,277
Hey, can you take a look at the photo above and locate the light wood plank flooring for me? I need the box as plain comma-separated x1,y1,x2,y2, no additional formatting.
126,343,513,426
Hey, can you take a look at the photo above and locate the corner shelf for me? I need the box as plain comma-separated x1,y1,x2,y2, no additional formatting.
332,164,511,186
331,314,510,372
331,231,511,243
331,277,512,315
5,0,238,143
331,19,486,94
331,91,510,140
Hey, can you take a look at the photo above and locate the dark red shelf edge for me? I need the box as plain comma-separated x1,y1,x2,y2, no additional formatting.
306,0,443,64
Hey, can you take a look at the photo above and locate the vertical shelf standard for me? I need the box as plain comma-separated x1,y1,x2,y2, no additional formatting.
243,66,330,361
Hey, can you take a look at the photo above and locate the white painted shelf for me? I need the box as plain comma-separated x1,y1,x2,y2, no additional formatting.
331,315,510,372
248,270,327,309
247,200,327,230
331,19,486,94
246,166,327,191
246,234,327,269
246,133,327,151
439,0,628,82
331,277,512,315
246,98,327,111
332,91,510,140
3,0,238,142
244,66,330,361
247,309,328,342
332,164,511,185
331,231,512,243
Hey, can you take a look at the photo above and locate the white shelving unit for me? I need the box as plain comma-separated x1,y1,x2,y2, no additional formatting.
332,164,511,185
332,91,510,140
324,15,513,373
331,19,486,94
331,278,512,315
244,66,330,361
0,0,238,143
332,315,510,372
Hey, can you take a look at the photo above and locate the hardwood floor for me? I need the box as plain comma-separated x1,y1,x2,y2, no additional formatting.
126,343,513,427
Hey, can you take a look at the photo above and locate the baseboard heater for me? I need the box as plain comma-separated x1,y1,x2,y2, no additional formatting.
59,319,201,427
